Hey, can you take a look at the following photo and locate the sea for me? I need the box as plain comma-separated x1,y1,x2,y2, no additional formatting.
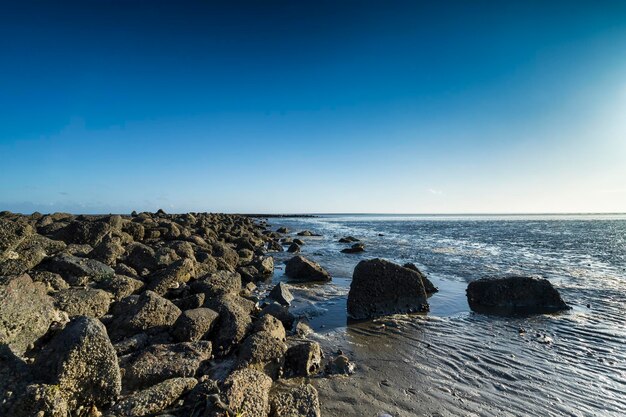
263,214,626,417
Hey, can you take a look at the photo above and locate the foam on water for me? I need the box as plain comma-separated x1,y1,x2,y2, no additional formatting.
265,214,626,416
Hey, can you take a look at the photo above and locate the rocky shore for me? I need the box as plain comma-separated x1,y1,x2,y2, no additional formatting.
0,211,348,417
0,210,572,417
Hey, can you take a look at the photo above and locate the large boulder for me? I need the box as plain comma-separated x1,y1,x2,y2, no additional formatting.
53,220,111,246
110,377,198,417
122,341,212,390
347,259,429,320
466,276,570,315
107,291,181,341
341,242,365,254
53,287,112,318
270,384,321,417
284,256,331,282
268,282,294,306
0,218,33,256
124,242,158,272
0,274,64,355
34,316,121,409
224,368,273,417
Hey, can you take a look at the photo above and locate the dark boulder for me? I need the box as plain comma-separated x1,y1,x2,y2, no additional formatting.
268,282,294,306
146,257,195,295
276,227,290,234
338,236,359,243
285,256,331,282
287,242,301,253
466,276,570,315
347,258,429,320
341,242,365,253
53,287,112,318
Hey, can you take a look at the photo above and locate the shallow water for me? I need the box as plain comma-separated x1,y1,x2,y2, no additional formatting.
265,214,626,417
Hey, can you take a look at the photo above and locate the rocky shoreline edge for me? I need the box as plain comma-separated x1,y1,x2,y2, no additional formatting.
0,210,570,417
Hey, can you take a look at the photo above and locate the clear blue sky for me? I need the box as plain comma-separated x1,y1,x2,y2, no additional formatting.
1,1,625,214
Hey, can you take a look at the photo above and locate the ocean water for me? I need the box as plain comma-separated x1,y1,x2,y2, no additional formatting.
265,214,626,417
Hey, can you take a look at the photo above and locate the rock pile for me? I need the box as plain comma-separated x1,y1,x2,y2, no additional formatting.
0,211,326,417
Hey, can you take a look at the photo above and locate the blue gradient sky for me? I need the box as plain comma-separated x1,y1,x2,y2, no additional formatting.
1,1,625,214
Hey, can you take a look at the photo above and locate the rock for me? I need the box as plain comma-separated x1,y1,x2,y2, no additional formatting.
89,236,125,266
253,314,286,341
466,276,570,315
238,331,288,379
238,265,260,283
0,274,64,356
268,282,294,306
0,345,33,414
122,221,145,241
0,234,66,275
29,270,70,292
110,377,198,417
0,218,33,255
124,243,158,272
276,227,289,234
114,333,149,356
54,220,111,246
172,293,205,311
191,270,242,298
212,242,239,269
42,253,115,286
257,256,274,276
107,291,181,341
284,256,331,282
34,316,121,409
296,230,319,237
347,258,429,320
326,354,355,375
53,288,112,318
7,383,69,417
172,307,219,342
224,368,272,417
402,263,438,295
260,303,295,331
95,275,144,300
338,236,360,243
206,295,253,355
267,240,283,252
270,384,321,417
341,242,365,253
287,242,301,253
238,248,255,263
285,341,322,377
294,321,312,338
146,258,195,295
122,341,212,390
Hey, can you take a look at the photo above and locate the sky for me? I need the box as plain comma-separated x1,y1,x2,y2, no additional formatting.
1,0,625,214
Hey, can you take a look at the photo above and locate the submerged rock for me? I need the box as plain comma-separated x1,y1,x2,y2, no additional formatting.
341,242,365,253
466,276,570,315
285,256,331,282
287,242,301,253
347,258,429,320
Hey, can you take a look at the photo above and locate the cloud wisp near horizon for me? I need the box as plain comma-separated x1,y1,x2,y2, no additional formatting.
1,1,625,214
